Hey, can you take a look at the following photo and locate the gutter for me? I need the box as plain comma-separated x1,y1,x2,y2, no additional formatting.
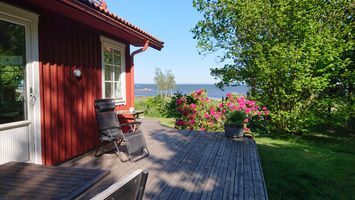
130,40,149,107
131,40,149,57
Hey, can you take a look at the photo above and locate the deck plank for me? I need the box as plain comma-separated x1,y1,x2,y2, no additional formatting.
189,134,223,200
200,138,228,200
243,139,254,199
153,131,210,200
170,138,219,200
179,138,221,200
59,119,268,200
222,139,239,200
211,139,233,200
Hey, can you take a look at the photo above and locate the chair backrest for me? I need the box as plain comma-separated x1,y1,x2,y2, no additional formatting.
90,170,149,200
94,99,119,130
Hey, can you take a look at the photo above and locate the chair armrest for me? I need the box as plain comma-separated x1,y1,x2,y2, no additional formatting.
90,170,148,200
120,122,141,127
98,125,120,131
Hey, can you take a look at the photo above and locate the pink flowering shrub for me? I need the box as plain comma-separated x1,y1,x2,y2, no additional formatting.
174,90,269,132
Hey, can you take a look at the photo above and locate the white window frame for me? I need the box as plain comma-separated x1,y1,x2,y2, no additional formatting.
100,36,126,105
0,1,41,164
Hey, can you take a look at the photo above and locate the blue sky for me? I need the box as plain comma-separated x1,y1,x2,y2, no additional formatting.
105,0,220,84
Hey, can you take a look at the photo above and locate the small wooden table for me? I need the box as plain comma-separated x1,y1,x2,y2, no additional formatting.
0,162,108,200
116,110,144,121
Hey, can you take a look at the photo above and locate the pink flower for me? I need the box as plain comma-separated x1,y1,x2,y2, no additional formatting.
219,103,224,108
244,127,251,132
237,96,245,103
227,102,233,108
210,108,216,116
244,118,249,123
190,103,196,109
258,112,262,116
176,98,183,105
200,127,206,131
204,113,210,119
264,110,269,116
246,100,255,106
226,93,232,98
262,106,267,111
195,89,204,95
245,108,251,114
175,120,185,126
189,119,195,125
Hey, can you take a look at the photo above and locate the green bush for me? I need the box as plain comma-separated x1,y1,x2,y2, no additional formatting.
135,96,168,118
225,111,246,127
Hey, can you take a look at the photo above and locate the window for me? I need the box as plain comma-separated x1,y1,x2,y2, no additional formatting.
101,37,126,104
0,19,27,124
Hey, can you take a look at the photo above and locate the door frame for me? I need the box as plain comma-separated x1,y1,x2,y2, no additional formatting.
0,1,41,164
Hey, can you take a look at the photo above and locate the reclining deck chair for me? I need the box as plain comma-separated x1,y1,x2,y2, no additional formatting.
94,99,149,162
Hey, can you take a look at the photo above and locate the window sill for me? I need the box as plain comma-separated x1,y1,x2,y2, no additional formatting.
114,99,126,106
0,120,31,131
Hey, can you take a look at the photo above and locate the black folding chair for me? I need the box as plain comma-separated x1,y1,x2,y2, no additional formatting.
90,170,149,200
94,99,149,162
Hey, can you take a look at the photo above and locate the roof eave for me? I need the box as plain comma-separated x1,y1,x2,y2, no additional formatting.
20,0,164,50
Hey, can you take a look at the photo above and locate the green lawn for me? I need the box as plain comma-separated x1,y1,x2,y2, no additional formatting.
256,126,355,200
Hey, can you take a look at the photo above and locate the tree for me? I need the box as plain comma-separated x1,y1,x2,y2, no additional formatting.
154,67,176,96
192,0,354,133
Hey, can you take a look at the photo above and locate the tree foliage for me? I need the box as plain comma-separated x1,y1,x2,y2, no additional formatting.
154,67,176,96
192,0,354,133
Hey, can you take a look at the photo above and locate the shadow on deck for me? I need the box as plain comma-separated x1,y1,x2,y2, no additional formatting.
61,119,268,200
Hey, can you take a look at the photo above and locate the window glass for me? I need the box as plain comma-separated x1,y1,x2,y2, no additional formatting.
102,43,124,101
104,47,113,64
0,19,26,124
104,65,112,81
114,82,121,99
113,50,121,65
105,82,112,98
114,66,120,81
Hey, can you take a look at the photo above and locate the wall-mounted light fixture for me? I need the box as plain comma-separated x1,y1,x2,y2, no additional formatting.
73,69,82,78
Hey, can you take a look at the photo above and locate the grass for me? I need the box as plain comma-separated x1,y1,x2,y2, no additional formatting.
256,126,355,200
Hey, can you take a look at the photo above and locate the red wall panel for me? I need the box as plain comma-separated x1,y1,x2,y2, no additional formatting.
39,11,135,165
39,13,103,165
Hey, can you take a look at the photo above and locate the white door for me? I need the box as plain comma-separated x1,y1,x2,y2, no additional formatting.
0,2,41,164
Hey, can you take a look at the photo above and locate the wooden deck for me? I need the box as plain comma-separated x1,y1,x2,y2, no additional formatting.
62,119,268,200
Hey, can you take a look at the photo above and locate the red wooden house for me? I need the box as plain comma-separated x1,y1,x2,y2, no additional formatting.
0,0,164,165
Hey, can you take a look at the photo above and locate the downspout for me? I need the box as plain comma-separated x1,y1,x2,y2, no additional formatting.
131,40,149,57
130,40,150,107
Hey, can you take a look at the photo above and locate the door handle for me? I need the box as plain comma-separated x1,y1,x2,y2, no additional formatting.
30,87,36,105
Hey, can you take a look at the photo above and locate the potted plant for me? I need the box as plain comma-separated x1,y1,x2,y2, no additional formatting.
224,110,247,138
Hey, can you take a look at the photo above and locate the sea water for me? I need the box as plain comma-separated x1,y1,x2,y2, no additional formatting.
135,84,248,99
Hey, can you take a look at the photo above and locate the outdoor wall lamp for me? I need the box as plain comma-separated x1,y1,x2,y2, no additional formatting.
73,69,82,78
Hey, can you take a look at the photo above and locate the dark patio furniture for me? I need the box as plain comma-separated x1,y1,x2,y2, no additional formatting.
90,169,148,200
94,99,149,162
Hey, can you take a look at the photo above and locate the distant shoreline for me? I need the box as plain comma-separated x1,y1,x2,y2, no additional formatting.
135,83,248,98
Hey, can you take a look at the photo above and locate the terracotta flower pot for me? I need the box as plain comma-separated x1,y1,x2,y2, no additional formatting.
224,124,244,138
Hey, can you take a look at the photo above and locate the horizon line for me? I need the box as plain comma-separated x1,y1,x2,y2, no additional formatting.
135,83,217,85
